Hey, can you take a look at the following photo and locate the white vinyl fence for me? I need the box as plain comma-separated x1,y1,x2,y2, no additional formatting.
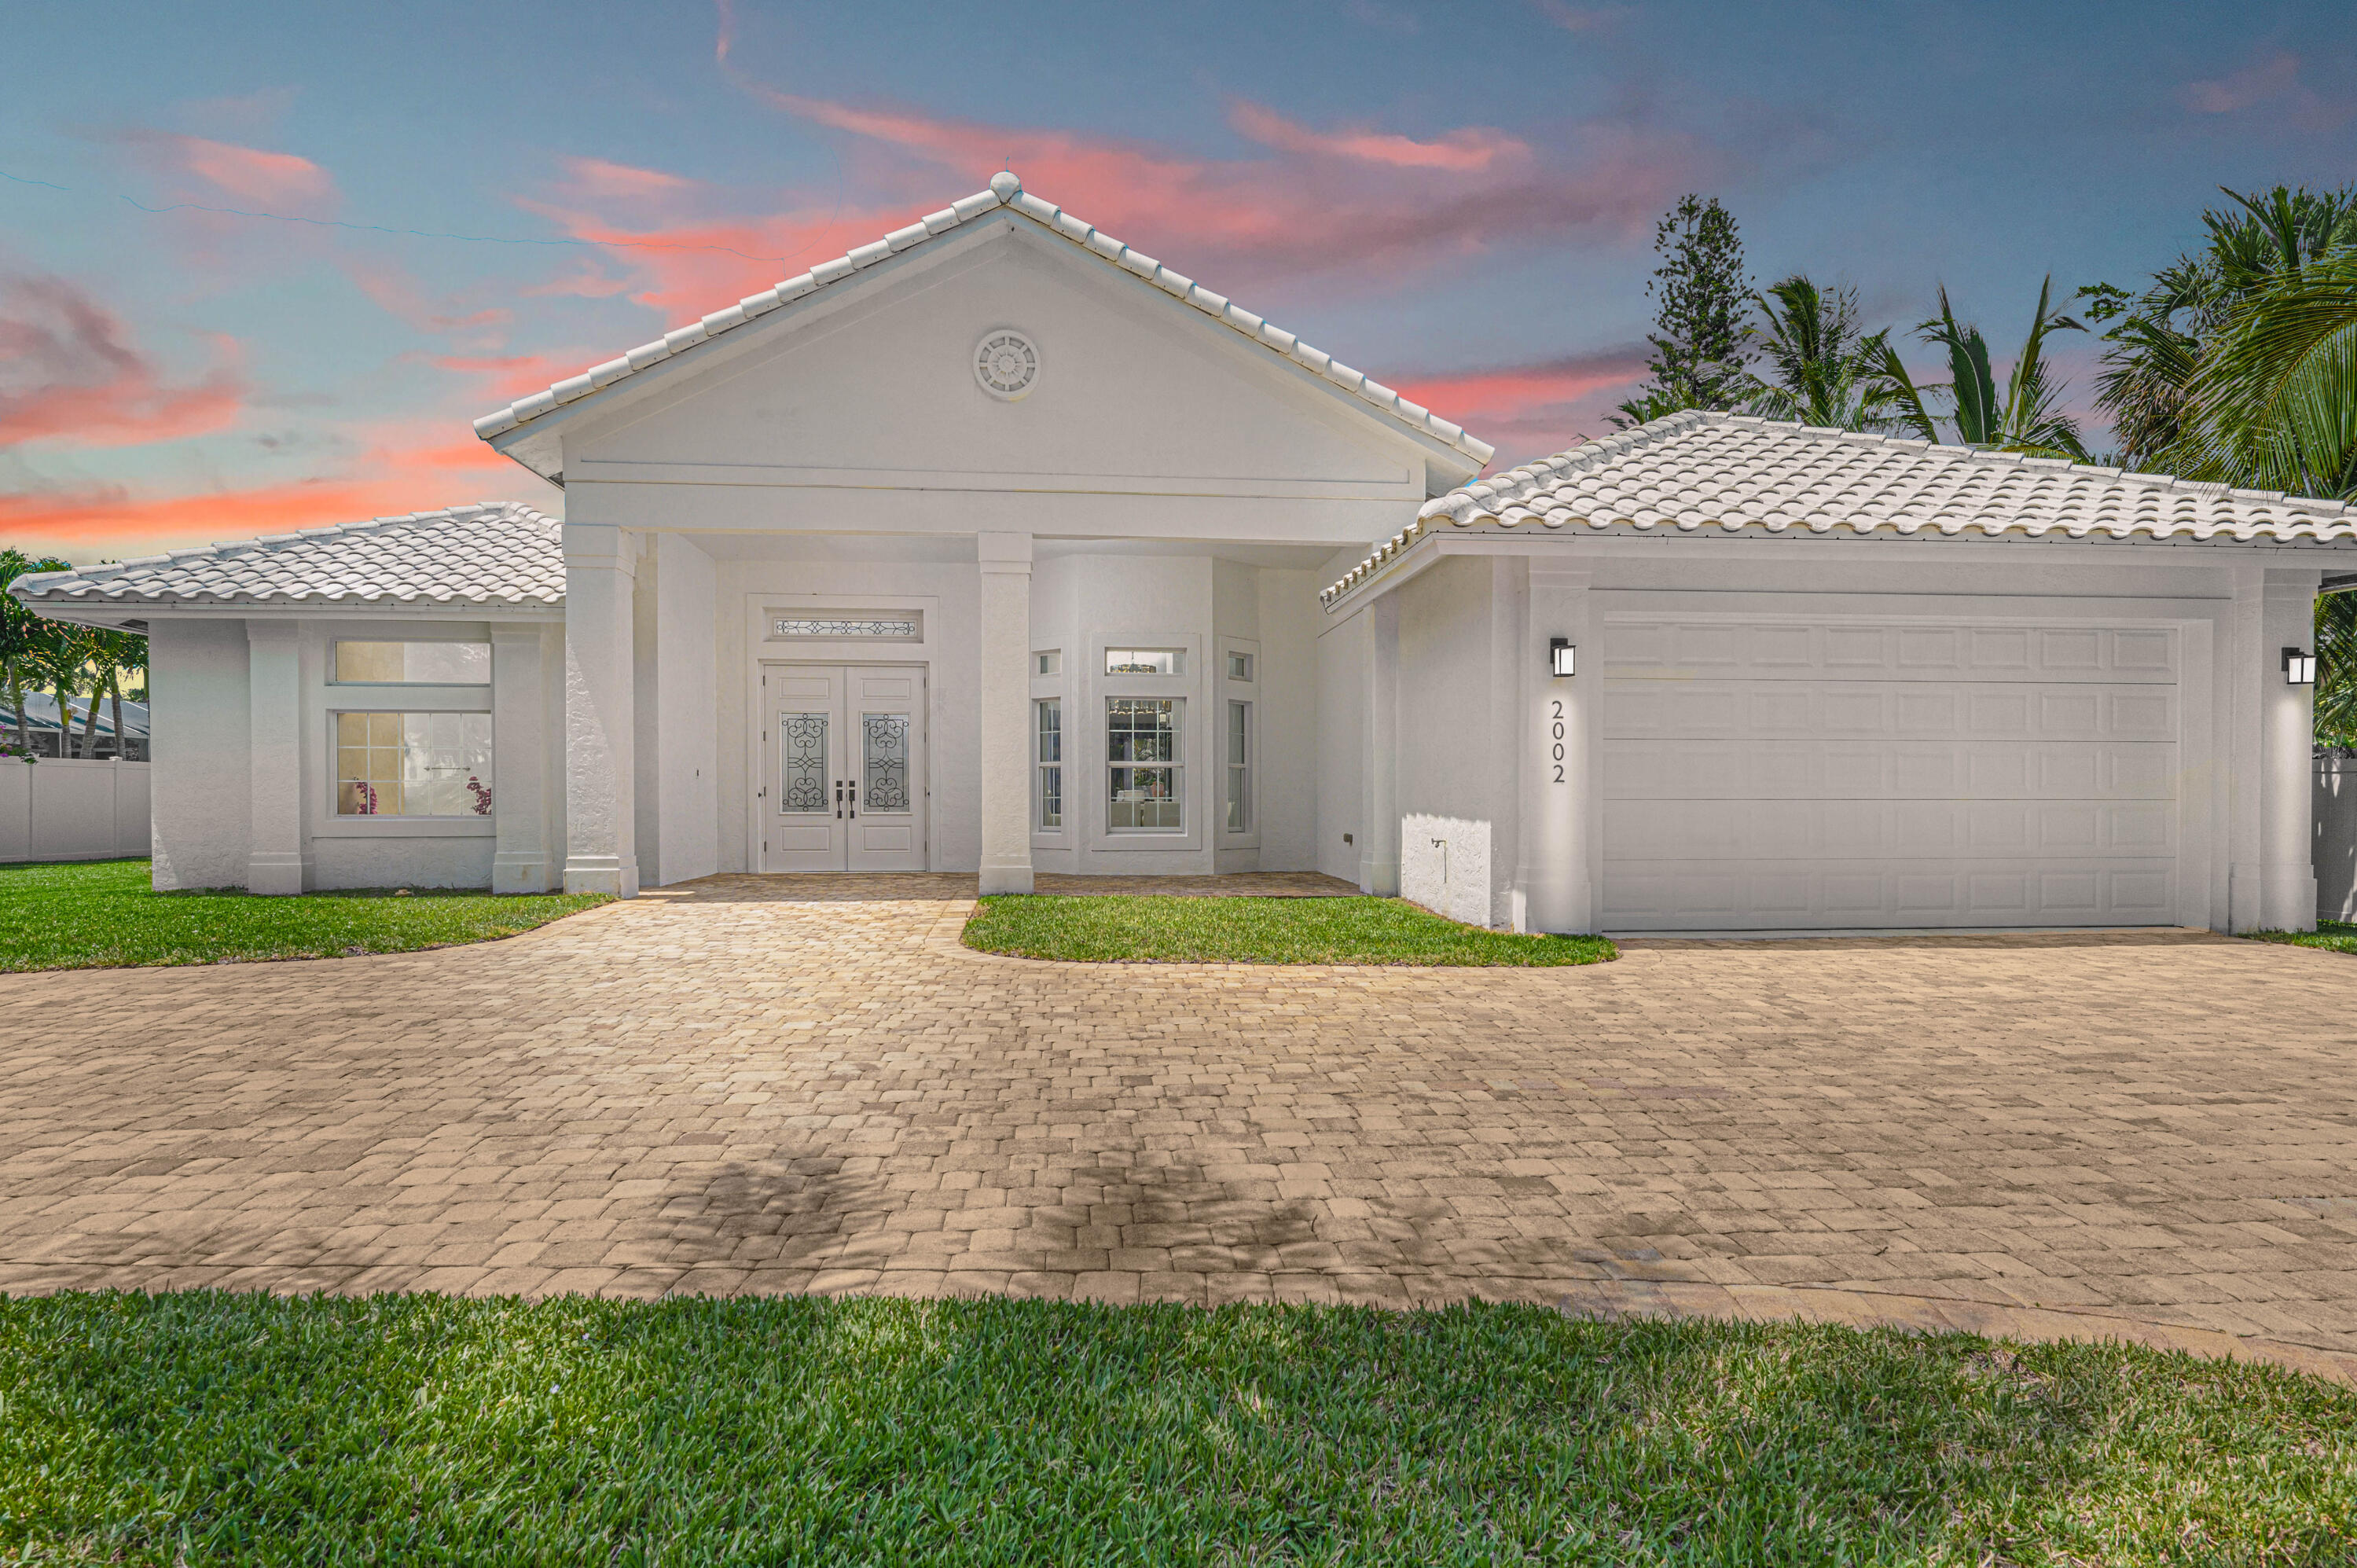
0,759,151,864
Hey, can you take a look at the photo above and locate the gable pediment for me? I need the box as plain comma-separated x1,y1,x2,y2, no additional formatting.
558,219,1434,499
480,176,1490,496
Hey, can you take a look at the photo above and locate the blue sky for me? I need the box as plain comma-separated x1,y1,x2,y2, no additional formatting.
2,0,2351,560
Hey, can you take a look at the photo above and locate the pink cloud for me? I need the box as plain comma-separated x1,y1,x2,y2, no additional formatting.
556,156,703,204
2182,50,2349,127
1,420,541,560
700,0,1702,296
341,257,512,341
1227,101,1529,174
0,271,245,448
115,129,335,209
1533,1,1631,32
1386,350,1649,465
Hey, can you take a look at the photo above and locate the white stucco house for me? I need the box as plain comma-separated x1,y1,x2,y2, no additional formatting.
17,171,2357,933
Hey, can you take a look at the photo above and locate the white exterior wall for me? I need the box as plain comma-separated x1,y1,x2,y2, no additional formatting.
147,618,251,890
139,613,564,892
651,534,720,886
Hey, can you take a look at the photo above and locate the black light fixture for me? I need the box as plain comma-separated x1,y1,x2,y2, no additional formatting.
1549,637,1577,678
2285,647,2318,685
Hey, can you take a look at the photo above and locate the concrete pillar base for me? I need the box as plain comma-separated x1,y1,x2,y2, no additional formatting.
492,854,553,895
246,852,310,896
564,856,639,898
980,863,1035,894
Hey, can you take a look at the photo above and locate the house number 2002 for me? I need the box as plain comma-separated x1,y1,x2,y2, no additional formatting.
1549,700,1566,784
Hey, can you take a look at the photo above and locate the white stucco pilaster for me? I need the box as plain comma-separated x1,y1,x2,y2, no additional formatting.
2262,566,2322,931
562,523,640,898
1486,555,1528,930
244,619,310,894
1521,563,1594,934
977,531,1034,894
491,624,552,894
1361,592,1400,895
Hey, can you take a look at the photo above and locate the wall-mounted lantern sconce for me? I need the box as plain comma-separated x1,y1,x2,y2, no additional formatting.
2285,646,2318,685
1549,637,1577,678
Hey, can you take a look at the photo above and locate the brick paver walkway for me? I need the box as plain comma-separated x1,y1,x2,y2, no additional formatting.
5,875,2356,1381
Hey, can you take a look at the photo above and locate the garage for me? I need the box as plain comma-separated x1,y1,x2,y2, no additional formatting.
1599,613,2183,931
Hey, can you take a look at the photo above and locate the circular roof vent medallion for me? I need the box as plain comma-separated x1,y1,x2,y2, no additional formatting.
974,329,1040,400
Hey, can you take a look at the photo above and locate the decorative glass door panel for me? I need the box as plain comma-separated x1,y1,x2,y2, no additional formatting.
759,664,926,872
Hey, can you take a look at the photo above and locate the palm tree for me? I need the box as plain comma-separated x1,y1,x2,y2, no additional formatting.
0,549,70,756
2169,254,2357,501
90,628,147,758
2086,185,2357,473
1742,274,1899,431
1872,278,2091,459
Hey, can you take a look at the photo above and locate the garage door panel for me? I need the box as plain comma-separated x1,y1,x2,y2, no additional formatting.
1600,615,2179,930
1602,859,2178,930
1604,620,2177,681
1610,739,2176,799
1606,798,2174,864
1603,681,2176,740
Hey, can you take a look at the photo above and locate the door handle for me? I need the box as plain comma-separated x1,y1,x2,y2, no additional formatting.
849,777,857,820
834,779,843,819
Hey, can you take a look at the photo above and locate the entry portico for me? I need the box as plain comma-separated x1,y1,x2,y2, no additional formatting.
466,170,1488,899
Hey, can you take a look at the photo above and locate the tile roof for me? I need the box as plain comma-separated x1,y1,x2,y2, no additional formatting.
471,171,1496,471
9,501,562,611
1322,411,2357,606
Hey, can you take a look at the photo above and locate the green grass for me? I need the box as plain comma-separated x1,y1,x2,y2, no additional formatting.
2249,920,2357,954
0,1293,2348,1565
964,894,1617,966
0,858,608,971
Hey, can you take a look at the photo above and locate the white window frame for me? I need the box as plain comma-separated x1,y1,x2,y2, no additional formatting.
1035,697,1063,832
329,637,492,687
1105,695,1184,835
329,709,497,821
1085,632,1202,853
1220,637,1260,847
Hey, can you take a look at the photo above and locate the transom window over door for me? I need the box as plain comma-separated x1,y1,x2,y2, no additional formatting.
1107,697,1181,831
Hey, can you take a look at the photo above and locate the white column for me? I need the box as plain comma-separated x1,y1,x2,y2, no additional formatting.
1360,593,1400,895
562,523,639,898
977,531,1034,894
490,624,551,894
1521,563,1594,933
2262,567,2321,931
244,619,310,894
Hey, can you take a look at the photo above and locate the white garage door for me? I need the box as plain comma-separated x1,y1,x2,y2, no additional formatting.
1600,616,2180,931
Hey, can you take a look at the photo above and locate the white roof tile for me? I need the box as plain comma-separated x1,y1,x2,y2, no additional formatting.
1320,412,2357,606
9,501,561,610
471,174,1495,469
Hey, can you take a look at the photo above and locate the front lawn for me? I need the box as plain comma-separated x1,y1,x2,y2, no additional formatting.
1,1292,2349,1564
964,893,1616,965
0,858,608,971
2249,920,2357,954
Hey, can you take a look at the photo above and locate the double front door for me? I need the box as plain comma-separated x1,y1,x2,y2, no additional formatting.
761,664,927,871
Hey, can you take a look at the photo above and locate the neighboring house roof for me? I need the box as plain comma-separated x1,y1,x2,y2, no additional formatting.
471,171,1496,473
7,694,148,739
1322,411,2357,607
8,501,562,615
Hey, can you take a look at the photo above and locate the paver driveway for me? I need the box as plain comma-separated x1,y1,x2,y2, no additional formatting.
6,875,2357,1379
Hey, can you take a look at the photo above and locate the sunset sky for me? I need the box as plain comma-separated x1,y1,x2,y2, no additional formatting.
3,0,2353,563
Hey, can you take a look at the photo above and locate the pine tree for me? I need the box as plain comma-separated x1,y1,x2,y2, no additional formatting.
1613,194,1753,427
